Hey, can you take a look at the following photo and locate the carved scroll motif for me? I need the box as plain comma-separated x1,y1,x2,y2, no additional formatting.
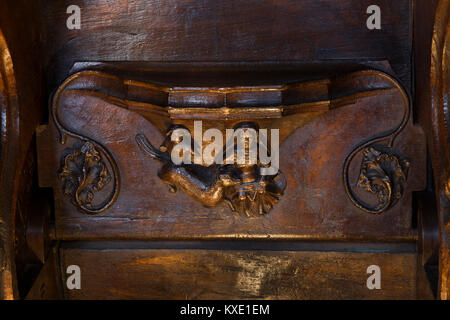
136,123,287,217
59,141,114,214
354,147,410,213
51,74,121,215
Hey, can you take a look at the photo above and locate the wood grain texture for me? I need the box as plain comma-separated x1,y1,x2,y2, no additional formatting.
59,244,417,299
39,0,413,92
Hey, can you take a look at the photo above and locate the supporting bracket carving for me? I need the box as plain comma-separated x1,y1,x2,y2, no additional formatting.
51,74,121,215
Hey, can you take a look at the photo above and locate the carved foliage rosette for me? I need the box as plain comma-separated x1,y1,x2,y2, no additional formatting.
59,141,113,213
355,147,410,213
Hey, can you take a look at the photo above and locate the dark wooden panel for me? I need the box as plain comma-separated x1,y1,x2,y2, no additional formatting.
59,243,417,299
39,0,413,90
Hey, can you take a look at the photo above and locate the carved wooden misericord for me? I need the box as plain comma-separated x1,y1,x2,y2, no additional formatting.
47,64,423,224
0,0,447,301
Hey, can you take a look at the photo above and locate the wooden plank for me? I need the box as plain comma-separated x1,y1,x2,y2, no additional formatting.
36,125,54,188
59,244,417,299
40,0,412,91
